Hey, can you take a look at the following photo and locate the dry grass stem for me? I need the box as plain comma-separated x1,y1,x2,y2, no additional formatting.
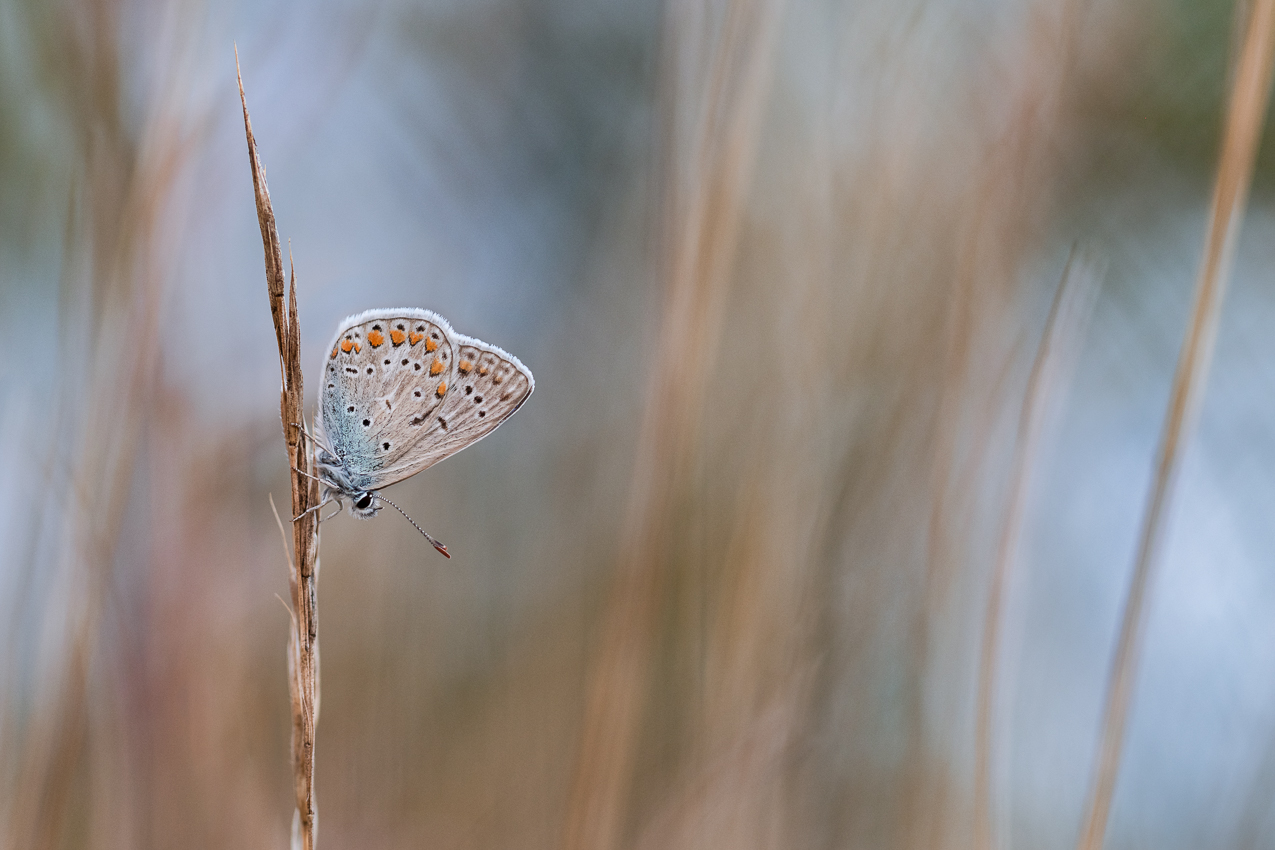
2,6,199,845
236,51,323,850
907,3,1093,842
972,247,1103,850
1074,3,1275,849
562,2,783,848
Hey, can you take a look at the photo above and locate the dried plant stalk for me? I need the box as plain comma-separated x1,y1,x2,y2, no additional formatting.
562,2,782,849
236,52,323,850
906,2,1093,840
1,6,196,845
972,247,1102,850
1074,3,1275,849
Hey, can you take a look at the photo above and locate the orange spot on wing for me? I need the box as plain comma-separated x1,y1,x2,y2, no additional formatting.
409,331,424,345
340,339,354,353
330,347,338,359
353,341,362,353
436,381,447,397
478,365,489,375
367,330,384,347
425,337,439,352
458,359,473,373
429,358,444,376
390,329,406,345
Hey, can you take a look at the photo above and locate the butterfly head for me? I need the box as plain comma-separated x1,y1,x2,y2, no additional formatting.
312,448,381,518
349,490,382,519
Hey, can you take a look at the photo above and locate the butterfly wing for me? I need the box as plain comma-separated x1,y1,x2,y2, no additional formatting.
368,331,534,487
318,309,458,490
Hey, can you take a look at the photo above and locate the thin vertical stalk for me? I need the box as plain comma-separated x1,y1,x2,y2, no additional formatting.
237,53,323,850
972,248,1101,850
561,2,782,849
1075,3,1275,848
2,4,196,844
908,5,1095,842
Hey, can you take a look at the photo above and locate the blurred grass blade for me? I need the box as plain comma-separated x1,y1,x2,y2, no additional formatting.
562,2,783,849
1075,2,1275,848
972,246,1103,850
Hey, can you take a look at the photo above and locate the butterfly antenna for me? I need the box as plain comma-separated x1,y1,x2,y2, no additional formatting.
374,495,450,558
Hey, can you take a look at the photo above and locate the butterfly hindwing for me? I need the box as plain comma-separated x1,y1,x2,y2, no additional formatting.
369,332,534,487
318,309,457,486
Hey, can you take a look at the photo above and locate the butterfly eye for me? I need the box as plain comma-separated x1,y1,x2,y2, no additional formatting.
355,494,372,510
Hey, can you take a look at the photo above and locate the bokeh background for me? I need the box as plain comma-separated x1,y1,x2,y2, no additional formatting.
2,0,1275,848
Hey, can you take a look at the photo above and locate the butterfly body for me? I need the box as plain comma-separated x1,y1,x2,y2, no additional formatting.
313,308,533,529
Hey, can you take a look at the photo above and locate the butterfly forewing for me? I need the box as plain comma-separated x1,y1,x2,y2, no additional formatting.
319,310,458,482
369,334,533,486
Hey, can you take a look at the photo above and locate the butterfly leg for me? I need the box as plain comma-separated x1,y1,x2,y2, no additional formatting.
293,496,333,522
290,421,336,456
291,465,328,487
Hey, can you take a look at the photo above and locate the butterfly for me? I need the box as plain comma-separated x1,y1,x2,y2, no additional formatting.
302,308,534,557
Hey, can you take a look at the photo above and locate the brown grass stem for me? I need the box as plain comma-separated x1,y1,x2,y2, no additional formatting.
972,247,1102,850
3,7,198,844
909,4,1093,841
561,2,782,848
1074,3,1275,849
236,50,323,850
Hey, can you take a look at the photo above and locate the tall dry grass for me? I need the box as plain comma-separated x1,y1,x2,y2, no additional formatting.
1076,2,1275,848
972,246,1103,850
1,1,1273,849
1,2,204,847
563,1,783,847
